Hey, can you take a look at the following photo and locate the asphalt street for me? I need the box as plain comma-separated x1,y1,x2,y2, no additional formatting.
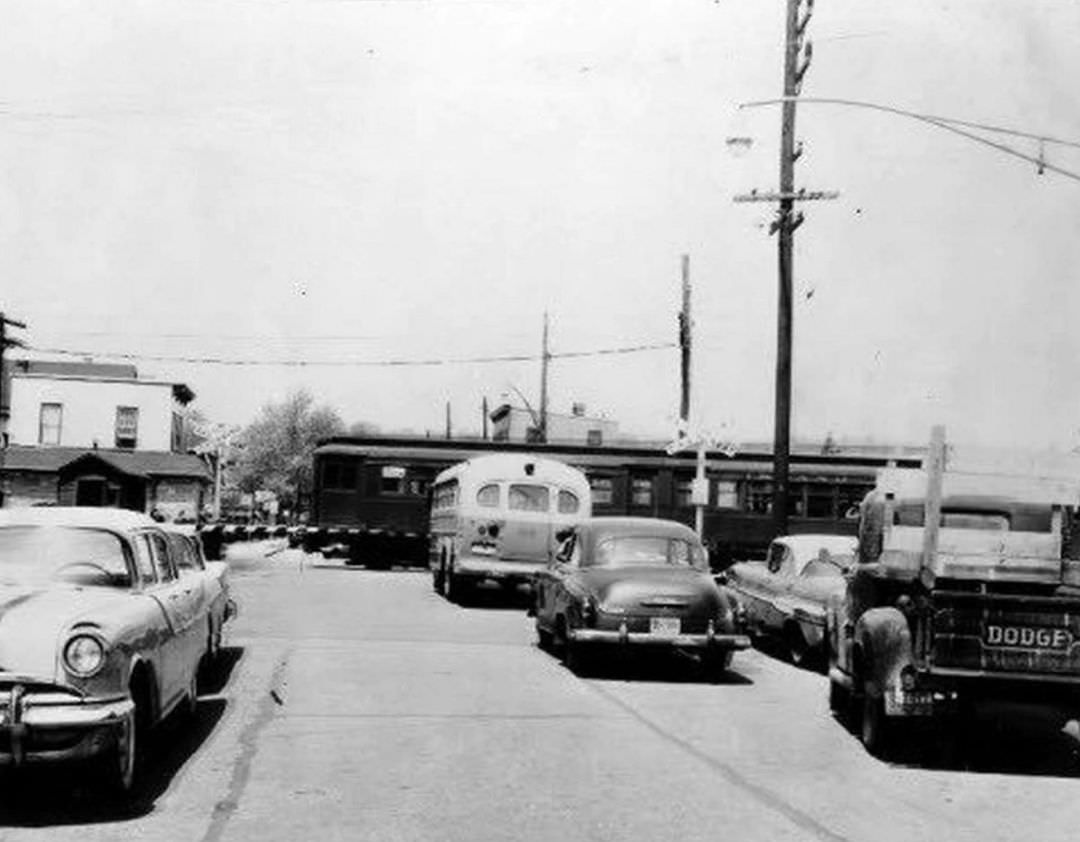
3,542,1080,841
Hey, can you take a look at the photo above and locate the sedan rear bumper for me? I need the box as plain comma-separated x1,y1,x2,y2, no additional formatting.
568,627,751,651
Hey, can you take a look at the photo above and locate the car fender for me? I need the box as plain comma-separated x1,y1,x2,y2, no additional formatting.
853,606,913,698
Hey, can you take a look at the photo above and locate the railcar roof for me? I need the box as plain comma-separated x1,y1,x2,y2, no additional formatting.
0,506,158,531
434,454,590,487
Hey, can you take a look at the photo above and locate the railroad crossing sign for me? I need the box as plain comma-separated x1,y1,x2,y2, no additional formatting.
665,420,739,458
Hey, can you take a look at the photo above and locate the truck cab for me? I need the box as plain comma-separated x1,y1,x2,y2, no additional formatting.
828,450,1080,758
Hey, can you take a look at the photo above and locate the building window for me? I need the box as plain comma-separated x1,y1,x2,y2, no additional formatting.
171,412,184,452
115,406,139,449
586,429,602,446
39,403,62,445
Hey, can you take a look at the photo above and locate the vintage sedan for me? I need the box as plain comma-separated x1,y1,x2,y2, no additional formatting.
724,534,857,667
531,517,750,677
0,507,210,795
162,525,237,670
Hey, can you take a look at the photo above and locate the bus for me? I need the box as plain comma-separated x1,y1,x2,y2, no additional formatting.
429,454,592,601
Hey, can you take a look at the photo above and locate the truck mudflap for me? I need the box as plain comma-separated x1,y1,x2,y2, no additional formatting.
929,589,1080,678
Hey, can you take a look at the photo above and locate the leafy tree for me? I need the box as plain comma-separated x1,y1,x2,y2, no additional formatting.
234,390,345,512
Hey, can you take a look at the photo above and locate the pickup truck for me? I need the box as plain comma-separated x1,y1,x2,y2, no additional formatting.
828,429,1080,759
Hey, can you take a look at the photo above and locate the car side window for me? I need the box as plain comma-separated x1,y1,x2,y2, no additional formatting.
147,532,176,582
777,547,797,577
173,536,201,572
133,535,158,586
556,533,577,564
765,542,783,574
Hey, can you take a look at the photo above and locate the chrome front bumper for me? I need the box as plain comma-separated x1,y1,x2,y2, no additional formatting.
0,682,133,767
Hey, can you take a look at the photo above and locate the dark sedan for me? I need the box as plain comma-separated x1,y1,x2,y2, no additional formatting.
531,517,750,677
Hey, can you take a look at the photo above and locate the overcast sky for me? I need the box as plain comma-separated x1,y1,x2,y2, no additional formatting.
3,0,1079,451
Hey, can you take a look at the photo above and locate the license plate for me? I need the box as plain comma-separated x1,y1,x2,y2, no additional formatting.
650,616,681,637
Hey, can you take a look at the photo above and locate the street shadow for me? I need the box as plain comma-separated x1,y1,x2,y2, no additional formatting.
199,645,245,695
0,697,228,826
454,584,534,612
833,703,1080,777
546,645,755,686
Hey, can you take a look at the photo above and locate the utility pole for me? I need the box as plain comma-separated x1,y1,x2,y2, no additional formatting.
445,401,452,440
538,311,550,444
0,312,28,446
481,396,489,440
734,0,835,539
678,254,692,425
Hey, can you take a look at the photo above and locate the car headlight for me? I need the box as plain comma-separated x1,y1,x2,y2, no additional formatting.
63,634,106,678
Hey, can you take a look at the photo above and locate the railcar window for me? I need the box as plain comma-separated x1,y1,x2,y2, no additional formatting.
322,461,357,490
805,484,835,518
674,479,692,508
631,478,653,507
381,465,407,495
508,484,550,512
747,481,773,514
477,484,500,508
589,477,614,505
432,480,459,510
715,480,738,509
557,489,580,514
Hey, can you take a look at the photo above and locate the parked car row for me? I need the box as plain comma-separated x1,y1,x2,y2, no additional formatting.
0,507,238,796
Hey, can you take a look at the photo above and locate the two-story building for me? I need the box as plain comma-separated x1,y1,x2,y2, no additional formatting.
0,359,211,518
489,402,619,445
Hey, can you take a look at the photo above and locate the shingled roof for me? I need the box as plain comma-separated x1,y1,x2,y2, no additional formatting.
1,445,211,481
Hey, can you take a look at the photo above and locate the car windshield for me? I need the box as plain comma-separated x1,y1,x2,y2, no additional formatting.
589,535,705,569
0,526,132,588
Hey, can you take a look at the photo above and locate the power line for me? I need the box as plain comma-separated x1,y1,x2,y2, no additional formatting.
24,341,678,368
741,97,1080,182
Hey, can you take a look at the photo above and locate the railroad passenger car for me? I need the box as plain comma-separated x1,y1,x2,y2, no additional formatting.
308,436,923,569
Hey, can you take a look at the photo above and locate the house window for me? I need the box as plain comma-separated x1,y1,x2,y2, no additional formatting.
171,412,184,452
39,403,62,445
115,406,139,449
